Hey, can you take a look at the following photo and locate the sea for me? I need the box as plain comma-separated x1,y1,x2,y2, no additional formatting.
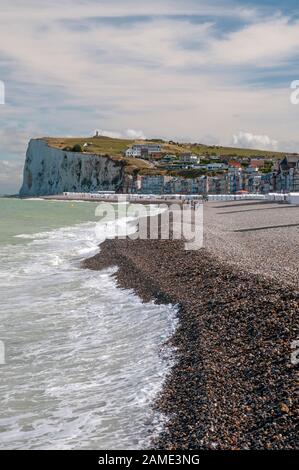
0,197,177,450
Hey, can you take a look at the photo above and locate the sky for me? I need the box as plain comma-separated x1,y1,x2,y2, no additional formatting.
1,0,299,193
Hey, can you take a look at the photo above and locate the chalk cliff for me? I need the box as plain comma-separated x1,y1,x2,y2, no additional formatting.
19,139,125,196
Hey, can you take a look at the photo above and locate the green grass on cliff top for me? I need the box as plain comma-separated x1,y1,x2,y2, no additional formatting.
45,135,289,159
45,136,154,174
44,135,291,176
45,136,134,156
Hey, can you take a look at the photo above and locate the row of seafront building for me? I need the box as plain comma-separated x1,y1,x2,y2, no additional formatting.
125,173,269,195
123,149,299,195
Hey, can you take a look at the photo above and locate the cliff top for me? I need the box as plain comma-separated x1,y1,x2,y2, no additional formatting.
43,136,156,175
44,135,287,159
41,135,290,177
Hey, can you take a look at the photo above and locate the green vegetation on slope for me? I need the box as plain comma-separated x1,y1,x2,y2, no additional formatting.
45,135,290,160
44,135,293,178
45,135,133,155
177,143,287,159
44,136,153,174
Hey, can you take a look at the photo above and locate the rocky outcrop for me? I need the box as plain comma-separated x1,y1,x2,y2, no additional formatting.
19,139,125,196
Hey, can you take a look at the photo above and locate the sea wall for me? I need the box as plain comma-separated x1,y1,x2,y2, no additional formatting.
19,139,125,196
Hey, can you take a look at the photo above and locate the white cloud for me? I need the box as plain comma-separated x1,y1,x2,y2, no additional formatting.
207,17,299,67
0,0,258,21
0,127,34,155
0,160,23,194
232,131,278,151
125,129,146,139
96,129,123,139
0,125,44,193
0,0,298,162
96,129,146,139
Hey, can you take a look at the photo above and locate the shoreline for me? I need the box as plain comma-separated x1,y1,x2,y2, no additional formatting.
31,195,188,206
83,203,298,449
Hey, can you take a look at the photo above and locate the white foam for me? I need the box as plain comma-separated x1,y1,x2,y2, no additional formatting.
0,210,177,450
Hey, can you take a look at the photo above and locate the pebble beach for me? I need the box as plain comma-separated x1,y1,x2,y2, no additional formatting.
83,200,299,450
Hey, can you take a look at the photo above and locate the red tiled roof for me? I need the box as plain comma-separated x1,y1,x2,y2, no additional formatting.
228,161,242,168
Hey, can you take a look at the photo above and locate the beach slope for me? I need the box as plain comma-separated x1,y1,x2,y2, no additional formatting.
84,201,298,449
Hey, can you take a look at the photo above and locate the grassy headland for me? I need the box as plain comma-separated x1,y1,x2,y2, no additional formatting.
45,135,287,159
44,135,289,178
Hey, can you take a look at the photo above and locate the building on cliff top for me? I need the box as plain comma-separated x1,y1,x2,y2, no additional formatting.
125,144,162,158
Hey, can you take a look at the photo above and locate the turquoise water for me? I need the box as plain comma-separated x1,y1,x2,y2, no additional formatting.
0,198,176,449
0,198,100,245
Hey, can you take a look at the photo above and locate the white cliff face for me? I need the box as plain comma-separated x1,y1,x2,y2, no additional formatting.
20,139,125,196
